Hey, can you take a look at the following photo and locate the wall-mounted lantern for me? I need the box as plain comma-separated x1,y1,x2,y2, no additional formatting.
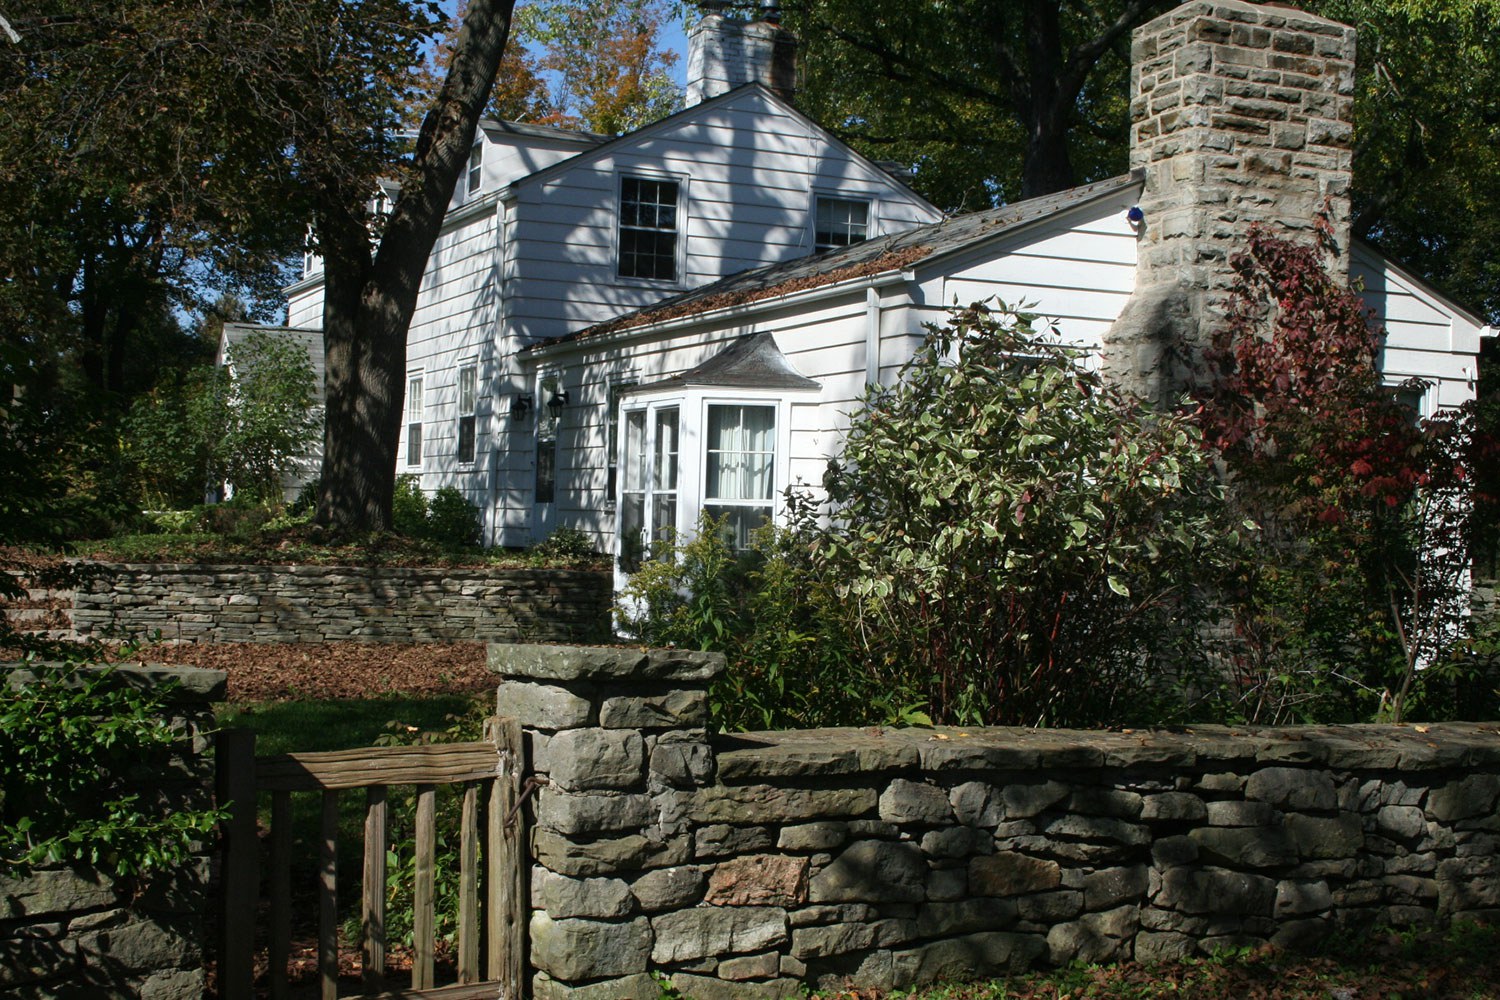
547,390,570,422
511,393,533,420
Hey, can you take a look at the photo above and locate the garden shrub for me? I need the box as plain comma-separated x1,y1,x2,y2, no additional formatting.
0,663,225,875
392,474,429,538
533,526,599,560
1195,228,1492,723
425,487,482,549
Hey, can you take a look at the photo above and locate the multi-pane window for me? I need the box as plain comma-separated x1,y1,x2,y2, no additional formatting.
619,177,679,281
606,377,638,504
536,374,560,504
467,142,484,196
406,375,424,467
456,364,477,463
815,197,870,252
704,404,776,550
619,405,678,572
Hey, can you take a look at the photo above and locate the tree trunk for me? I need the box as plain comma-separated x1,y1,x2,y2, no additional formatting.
315,0,517,536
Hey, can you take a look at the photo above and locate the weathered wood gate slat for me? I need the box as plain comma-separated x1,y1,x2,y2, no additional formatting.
217,718,526,1000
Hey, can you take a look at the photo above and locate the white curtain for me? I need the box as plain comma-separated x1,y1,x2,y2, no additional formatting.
706,405,775,501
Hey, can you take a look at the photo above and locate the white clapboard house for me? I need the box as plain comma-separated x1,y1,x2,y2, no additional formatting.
278,1,1493,575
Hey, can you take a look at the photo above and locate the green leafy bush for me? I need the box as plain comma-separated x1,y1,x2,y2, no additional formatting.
533,526,599,560
392,474,429,537
0,664,225,875
426,487,482,549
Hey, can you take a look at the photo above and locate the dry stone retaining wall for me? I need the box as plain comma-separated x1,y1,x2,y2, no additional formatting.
71,563,611,644
0,664,223,999
489,644,1500,999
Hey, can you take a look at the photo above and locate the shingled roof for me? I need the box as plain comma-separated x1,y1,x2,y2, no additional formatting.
524,170,1144,354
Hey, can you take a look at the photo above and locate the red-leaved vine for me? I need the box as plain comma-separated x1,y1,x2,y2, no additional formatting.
1195,227,1490,723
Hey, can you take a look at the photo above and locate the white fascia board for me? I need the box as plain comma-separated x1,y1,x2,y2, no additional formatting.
525,270,911,361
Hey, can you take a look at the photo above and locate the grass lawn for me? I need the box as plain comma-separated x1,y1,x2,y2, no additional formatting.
217,694,484,754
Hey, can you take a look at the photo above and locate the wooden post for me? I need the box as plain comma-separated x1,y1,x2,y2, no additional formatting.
457,783,480,983
413,784,437,991
488,716,525,999
362,785,388,993
216,727,257,1000
270,790,293,1000
319,790,339,1000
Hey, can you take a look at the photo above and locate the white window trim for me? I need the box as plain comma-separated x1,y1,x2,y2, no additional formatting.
535,370,564,505
810,190,878,253
406,371,425,468
456,359,479,465
613,384,811,587
614,169,689,289
604,371,640,509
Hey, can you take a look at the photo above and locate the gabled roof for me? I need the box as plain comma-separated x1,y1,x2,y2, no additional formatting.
478,118,607,146
525,170,1144,353
632,332,821,394
500,83,942,206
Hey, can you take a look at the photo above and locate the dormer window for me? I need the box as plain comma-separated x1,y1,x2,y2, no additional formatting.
815,197,869,252
618,176,679,281
467,142,484,196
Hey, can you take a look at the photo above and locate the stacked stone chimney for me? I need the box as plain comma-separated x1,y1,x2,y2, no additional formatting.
685,3,798,106
1104,0,1358,404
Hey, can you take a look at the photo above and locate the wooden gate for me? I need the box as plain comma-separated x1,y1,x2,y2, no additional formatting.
216,718,527,1000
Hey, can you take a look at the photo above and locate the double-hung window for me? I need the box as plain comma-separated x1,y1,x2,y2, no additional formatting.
456,363,477,463
619,404,679,573
536,374,561,504
704,404,777,550
406,374,424,467
618,176,679,281
606,377,638,505
467,142,484,197
814,197,870,252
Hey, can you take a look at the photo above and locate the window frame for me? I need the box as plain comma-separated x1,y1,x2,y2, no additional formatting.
467,141,484,198
812,194,874,253
535,371,563,505
615,171,686,286
456,361,478,465
405,372,425,468
605,373,639,507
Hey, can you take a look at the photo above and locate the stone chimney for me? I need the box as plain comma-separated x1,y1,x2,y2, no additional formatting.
1103,0,1357,404
685,2,798,106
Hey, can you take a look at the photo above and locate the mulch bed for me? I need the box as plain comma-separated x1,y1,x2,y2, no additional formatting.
110,641,492,702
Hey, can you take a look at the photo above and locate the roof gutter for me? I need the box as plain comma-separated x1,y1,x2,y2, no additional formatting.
524,268,912,360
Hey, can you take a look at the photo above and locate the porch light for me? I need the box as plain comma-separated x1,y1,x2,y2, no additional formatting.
511,393,533,420
547,389,570,421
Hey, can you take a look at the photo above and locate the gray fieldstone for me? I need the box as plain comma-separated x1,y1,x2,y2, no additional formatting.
1427,774,1500,822
1271,917,1331,953
1205,800,1279,827
950,782,1005,827
600,689,708,728
535,789,652,835
631,866,706,912
138,967,205,1000
650,906,788,964
1002,780,1071,818
1377,805,1427,842
926,867,969,901
1159,868,1276,915
969,852,1061,897
791,922,876,959
811,840,927,903
1151,835,1199,868
778,822,848,852
890,931,1046,989
916,898,1018,937
789,903,877,926
533,829,689,877
705,855,809,907
491,643,723,683
533,870,636,919
649,741,715,789
1135,930,1196,963
879,779,953,824
691,785,876,824
1246,767,1337,812
529,913,652,980
1069,788,1144,818
1084,866,1150,910
1018,890,1085,923
695,824,774,858
921,826,985,859
669,973,802,1000
719,951,782,981
0,867,119,920
546,729,645,792
1141,792,1207,822
1284,812,1363,859
496,680,592,729
1047,905,1138,965
1044,814,1151,846
532,971,662,1000
1189,825,1297,868
1274,879,1333,917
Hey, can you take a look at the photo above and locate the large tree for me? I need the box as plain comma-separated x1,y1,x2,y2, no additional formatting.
309,0,518,533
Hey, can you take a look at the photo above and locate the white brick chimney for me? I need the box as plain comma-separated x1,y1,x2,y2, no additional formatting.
685,2,797,107
1104,0,1358,403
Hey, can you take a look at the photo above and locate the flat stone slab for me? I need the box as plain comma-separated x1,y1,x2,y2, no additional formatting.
1,662,227,701
488,643,724,682
704,724,1500,779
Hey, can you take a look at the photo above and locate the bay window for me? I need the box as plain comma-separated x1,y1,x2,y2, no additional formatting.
704,404,776,550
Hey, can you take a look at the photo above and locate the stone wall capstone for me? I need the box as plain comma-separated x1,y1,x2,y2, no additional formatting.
490,643,1500,998
71,563,611,644
0,664,224,1000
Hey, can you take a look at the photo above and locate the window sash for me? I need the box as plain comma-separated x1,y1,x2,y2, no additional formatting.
815,197,869,251
705,404,776,502
468,143,483,195
619,177,679,280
